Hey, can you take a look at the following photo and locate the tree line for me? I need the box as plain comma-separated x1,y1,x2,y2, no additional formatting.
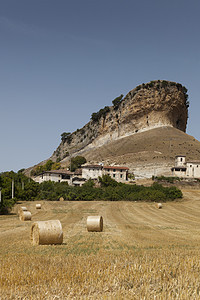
0,172,182,214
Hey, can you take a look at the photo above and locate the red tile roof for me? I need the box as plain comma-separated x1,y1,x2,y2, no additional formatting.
103,166,129,170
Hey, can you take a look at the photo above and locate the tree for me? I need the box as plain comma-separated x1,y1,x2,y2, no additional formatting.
70,156,87,172
98,174,118,187
112,94,123,108
44,160,54,171
61,132,71,142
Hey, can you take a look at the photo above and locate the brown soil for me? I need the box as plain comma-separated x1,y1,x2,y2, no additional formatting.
82,126,200,168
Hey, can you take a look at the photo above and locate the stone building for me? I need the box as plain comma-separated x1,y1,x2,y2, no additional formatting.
33,164,129,185
34,169,85,186
82,164,129,182
171,155,200,178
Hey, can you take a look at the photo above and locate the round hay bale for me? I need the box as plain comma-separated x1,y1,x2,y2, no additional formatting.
20,211,32,221
18,206,27,215
157,203,162,209
59,197,64,201
31,220,63,245
36,204,41,209
87,216,103,232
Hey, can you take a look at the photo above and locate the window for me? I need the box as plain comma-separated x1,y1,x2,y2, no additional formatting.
120,169,123,172
113,169,116,172
62,174,70,180
113,174,115,178
180,158,182,162
120,174,123,178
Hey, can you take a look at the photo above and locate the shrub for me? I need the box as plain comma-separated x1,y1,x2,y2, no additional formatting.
91,106,110,122
112,94,123,108
61,132,71,142
70,156,87,172
98,175,118,187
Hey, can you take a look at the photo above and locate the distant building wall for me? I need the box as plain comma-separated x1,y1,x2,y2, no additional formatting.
175,155,186,167
172,156,200,178
103,166,128,182
82,165,103,180
186,162,200,178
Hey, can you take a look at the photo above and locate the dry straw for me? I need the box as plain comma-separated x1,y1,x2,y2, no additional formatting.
20,211,32,221
18,206,27,215
157,203,163,209
31,220,63,245
36,204,41,209
87,216,103,232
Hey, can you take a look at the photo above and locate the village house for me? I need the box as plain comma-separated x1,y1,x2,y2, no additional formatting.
34,169,85,186
82,164,129,182
33,164,130,185
34,169,74,184
171,155,200,178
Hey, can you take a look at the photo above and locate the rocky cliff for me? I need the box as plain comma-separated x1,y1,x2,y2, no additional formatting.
51,80,189,164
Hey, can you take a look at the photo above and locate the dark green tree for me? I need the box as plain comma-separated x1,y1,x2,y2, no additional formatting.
98,174,118,187
71,156,87,172
112,94,123,108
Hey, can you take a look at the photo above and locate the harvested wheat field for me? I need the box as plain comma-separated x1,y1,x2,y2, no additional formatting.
1,189,200,299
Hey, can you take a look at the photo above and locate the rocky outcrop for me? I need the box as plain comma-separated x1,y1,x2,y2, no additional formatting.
51,80,189,163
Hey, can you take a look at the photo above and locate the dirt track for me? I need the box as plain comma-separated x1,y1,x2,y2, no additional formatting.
1,189,200,253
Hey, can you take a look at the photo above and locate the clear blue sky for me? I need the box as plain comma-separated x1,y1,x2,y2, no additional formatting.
0,0,200,172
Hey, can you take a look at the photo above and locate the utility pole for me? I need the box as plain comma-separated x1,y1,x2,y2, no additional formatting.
68,150,71,171
22,181,24,190
12,180,14,199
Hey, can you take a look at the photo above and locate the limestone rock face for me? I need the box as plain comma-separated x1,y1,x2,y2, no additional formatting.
51,80,188,163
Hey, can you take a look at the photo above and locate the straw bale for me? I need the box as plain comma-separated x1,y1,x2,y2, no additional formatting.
157,203,163,209
31,220,63,245
18,206,27,215
36,204,41,209
87,216,103,232
59,197,64,201
20,211,32,221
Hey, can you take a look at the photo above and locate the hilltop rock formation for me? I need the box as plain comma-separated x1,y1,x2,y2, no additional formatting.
51,80,189,164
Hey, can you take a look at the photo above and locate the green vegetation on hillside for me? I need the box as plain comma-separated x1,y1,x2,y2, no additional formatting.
134,80,189,108
112,94,124,109
91,106,110,122
70,156,87,172
30,160,61,177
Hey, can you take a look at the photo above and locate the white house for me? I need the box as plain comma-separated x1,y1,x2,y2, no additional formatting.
103,165,129,182
171,155,200,178
33,164,130,185
34,169,74,185
82,164,103,180
186,161,200,178
82,164,129,182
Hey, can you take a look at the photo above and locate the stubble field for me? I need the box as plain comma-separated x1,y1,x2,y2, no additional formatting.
0,189,200,299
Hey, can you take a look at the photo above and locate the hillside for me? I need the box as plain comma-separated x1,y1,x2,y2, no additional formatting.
51,80,188,164
27,80,197,178
66,126,200,178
